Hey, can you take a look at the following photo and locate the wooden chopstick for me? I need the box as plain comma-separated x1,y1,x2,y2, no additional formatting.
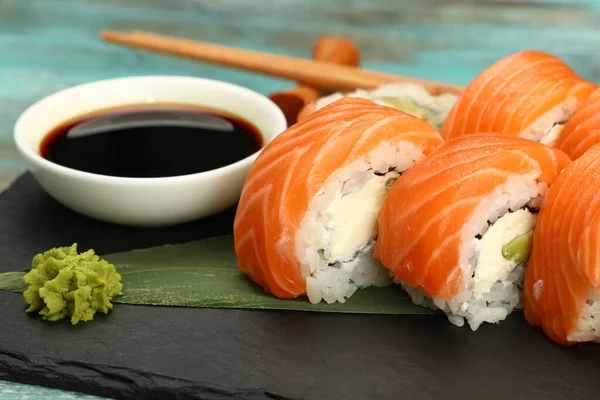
100,30,464,95
269,35,361,126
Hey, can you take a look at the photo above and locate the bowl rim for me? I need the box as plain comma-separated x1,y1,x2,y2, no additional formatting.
13,75,287,186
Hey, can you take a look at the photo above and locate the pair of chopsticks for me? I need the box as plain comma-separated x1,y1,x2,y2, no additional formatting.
100,30,465,96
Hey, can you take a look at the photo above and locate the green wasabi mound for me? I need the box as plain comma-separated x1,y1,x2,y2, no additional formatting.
23,244,123,325
501,231,534,265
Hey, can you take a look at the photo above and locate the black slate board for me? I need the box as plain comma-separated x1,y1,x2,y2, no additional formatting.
1,173,600,400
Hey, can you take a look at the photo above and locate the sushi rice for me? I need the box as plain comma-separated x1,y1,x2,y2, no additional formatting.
297,141,427,304
233,97,443,305
401,177,546,330
572,290,600,342
523,103,573,146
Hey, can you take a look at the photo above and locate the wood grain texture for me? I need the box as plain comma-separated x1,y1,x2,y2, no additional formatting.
1,0,600,397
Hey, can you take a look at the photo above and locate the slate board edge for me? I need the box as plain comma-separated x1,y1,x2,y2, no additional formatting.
0,174,292,400
0,340,295,400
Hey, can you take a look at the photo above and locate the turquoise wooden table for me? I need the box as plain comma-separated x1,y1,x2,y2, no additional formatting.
2,0,600,398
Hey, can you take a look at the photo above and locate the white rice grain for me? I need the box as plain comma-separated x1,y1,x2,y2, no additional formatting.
399,176,545,330
296,141,426,304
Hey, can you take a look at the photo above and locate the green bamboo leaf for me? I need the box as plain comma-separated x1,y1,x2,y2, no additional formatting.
0,271,27,293
0,235,433,315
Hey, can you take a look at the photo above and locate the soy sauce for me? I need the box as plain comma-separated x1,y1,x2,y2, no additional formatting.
40,104,263,178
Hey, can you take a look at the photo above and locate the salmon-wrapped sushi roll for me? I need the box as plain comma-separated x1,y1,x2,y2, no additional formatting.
554,87,600,160
297,83,459,130
441,50,597,145
524,143,600,345
233,98,443,304
374,134,571,329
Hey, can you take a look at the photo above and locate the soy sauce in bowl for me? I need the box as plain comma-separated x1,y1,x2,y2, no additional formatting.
40,104,263,178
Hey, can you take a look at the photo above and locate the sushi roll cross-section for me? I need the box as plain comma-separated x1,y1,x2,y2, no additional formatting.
374,134,571,330
440,50,597,146
524,143,600,345
233,98,443,304
297,83,459,130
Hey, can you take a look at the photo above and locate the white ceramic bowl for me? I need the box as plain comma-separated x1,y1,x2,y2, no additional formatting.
14,76,287,227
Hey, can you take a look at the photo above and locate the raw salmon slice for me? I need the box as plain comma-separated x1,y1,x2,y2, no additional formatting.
233,97,443,304
374,134,570,329
554,87,600,160
524,142,600,345
441,50,597,145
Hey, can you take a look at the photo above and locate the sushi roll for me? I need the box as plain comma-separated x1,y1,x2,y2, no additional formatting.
554,87,600,160
524,143,600,345
297,83,459,130
374,134,571,330
233,98,443,304
441,50,597,145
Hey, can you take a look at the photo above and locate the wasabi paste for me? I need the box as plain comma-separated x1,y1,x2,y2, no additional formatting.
23,244,123,325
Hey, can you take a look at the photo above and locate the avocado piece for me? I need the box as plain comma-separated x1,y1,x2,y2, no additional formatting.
380,97,431,120
501,231,533,264
385,176,399,191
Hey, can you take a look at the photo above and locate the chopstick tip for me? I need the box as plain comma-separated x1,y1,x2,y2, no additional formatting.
100,29,130,41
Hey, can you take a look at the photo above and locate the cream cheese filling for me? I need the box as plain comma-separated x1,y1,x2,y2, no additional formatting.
320,173,398,264
540,123,565,146
473,209,536,294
